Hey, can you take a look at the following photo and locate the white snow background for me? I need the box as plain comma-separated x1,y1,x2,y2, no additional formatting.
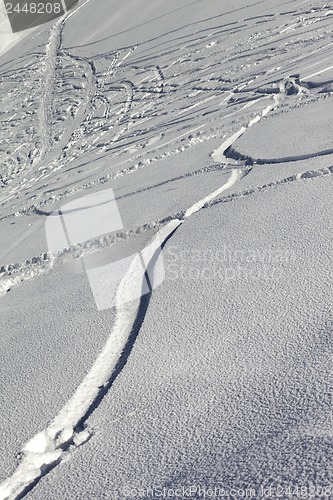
0,0,333,498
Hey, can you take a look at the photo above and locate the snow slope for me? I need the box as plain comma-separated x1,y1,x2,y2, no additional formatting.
1,0,333,498
0,1,43,57
0,3,21,57
27,169,333,500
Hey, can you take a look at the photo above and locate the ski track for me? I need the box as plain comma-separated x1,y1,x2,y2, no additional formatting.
224,144,333,166
0,2,324,210
0,169,243,500
0,81,331,296
0,127,218,222
0,90,283,222
1,161,333,301
35,18,61,163
0,0,95,204
206,164,333,209
211,94,280,164
2,3,333,498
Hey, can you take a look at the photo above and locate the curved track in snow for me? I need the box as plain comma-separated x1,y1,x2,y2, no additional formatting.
2,2,333,497
0,169,242,500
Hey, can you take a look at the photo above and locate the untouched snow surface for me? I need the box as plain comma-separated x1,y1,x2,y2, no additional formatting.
1,0,333,498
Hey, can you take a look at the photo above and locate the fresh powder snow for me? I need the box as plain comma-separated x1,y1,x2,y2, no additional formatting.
1,0,333,499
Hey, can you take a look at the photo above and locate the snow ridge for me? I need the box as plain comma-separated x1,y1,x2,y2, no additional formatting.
0,216,178,297
33,0,93,164
205,165,333,209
